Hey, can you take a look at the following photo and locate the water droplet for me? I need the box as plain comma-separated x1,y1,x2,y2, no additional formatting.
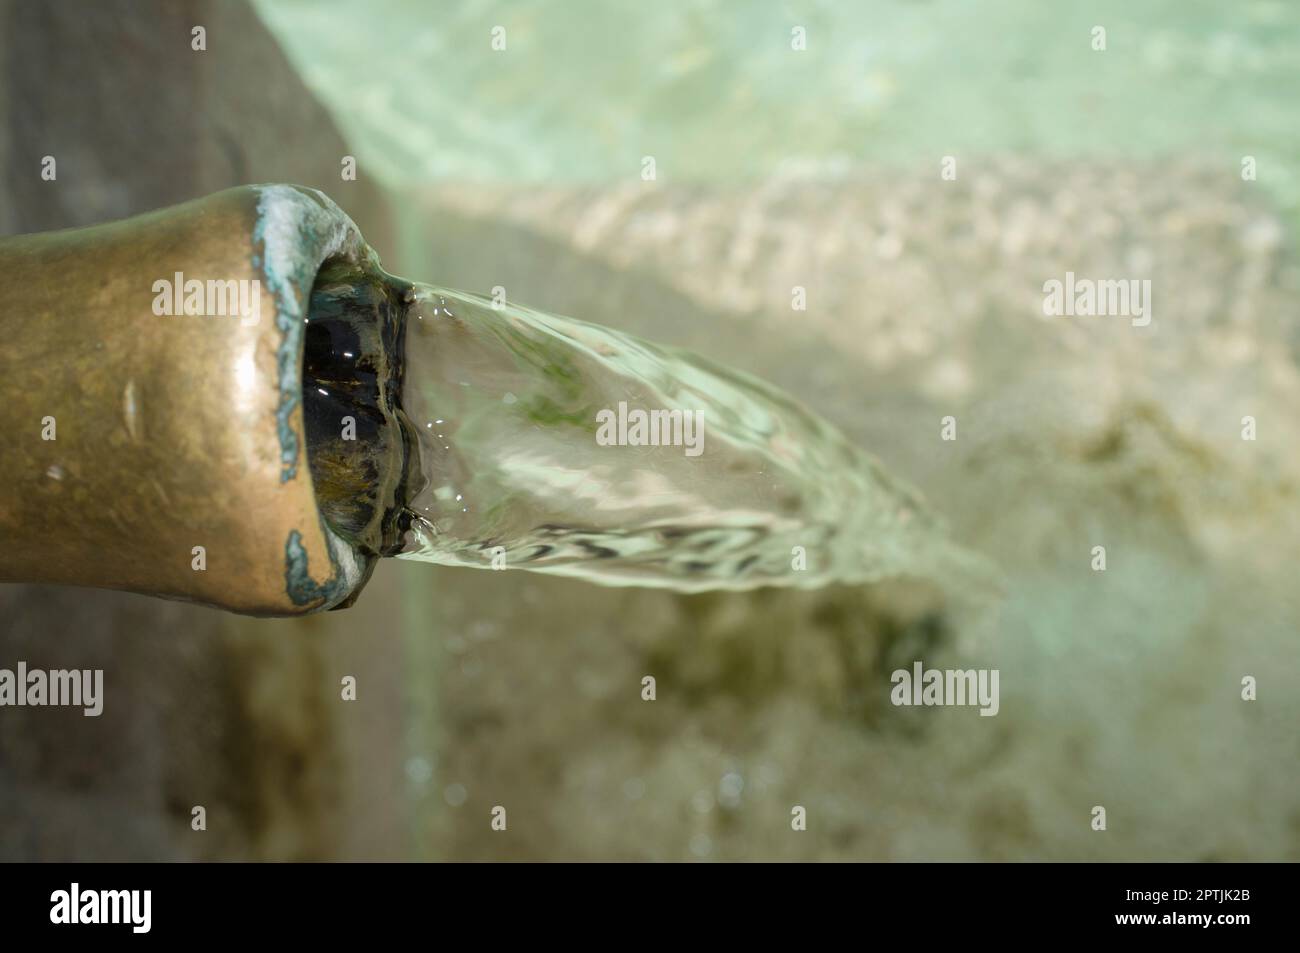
405,756,434,785
689,833,713,858
623,778,646,800
718,772,744,808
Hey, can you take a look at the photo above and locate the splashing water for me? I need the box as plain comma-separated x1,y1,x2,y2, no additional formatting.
380,281,998,596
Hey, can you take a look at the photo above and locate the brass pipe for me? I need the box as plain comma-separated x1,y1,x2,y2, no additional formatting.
0,185,393,615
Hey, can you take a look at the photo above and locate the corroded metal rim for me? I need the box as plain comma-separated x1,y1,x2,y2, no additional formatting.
252,185,383,610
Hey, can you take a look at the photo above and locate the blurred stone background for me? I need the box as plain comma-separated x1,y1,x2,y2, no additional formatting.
2,0,1298,861
410,162,1300,860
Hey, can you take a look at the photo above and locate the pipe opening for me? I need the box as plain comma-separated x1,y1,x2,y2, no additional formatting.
301,258,418,557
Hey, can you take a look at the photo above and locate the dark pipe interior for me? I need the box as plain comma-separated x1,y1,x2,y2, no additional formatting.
301,260,417,557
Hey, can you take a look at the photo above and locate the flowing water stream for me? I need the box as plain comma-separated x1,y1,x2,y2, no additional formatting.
304,264,1000,599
